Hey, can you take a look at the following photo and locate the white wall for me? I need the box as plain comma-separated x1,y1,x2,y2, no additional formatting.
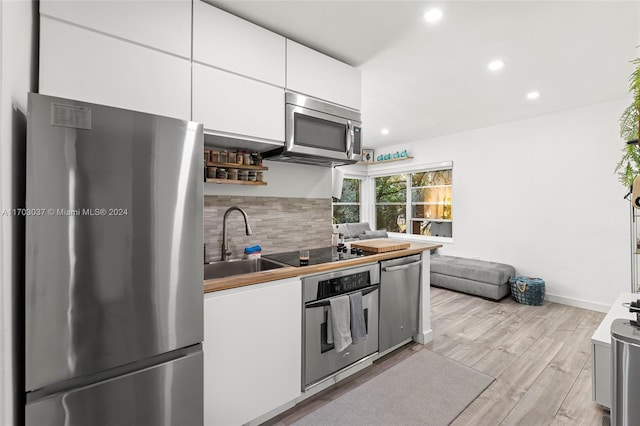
363,98,631,312
1,1,35,424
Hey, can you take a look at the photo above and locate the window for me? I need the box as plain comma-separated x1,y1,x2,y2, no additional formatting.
410,169,452,237
374,167,452,238
374,174,407,232
332,178,361,224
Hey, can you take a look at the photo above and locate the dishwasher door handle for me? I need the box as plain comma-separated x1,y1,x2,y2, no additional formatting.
381,260,422,272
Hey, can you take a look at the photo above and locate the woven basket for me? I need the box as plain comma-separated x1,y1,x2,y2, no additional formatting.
509,276,545,306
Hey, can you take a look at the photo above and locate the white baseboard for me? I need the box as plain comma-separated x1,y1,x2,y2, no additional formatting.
414,329,433,345
545,292,611,313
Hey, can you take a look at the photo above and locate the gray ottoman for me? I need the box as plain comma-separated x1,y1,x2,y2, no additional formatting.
430,255,515,300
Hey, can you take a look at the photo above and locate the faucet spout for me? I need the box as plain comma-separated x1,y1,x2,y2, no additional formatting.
221,206,252,261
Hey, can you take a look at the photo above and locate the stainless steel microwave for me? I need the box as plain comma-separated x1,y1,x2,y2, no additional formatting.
263,92,362,167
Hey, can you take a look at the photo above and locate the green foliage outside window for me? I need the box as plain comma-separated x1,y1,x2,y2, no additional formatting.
375,169,453,237
375,175,407,232
333,178,360,224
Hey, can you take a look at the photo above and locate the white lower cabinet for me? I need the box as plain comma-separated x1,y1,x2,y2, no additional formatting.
192,63,285,142
203,277,301,426
39,17,190,120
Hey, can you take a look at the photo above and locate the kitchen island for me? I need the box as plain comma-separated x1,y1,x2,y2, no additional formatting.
203,240,441,426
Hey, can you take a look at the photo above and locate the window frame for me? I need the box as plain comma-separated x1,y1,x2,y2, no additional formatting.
332,176,363,224
368,161,453,243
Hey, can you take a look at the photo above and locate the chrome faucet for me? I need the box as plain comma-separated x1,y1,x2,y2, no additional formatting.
221,206,252,261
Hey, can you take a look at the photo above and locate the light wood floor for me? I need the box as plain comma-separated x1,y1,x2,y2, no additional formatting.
266,287,609,425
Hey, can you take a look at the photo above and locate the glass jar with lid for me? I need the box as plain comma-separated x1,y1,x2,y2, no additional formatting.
227,168,238,180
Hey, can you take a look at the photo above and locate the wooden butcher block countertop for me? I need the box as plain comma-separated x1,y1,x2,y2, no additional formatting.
203,240,441,294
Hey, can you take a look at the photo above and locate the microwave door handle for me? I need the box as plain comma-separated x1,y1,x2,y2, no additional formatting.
346,121,353,156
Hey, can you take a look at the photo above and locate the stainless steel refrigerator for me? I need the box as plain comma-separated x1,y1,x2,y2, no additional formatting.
24,93,204,425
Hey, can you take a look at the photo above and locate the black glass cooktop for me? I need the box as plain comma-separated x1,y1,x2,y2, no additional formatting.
264,246,374,267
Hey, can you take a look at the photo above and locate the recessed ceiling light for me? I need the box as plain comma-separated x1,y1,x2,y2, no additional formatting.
488,60,505,71
424,8,443,23
527,91,541,100
381,128,390,135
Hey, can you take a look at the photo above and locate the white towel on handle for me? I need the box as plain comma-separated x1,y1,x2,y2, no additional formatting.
349,291,367,344
326,306,333,344
330,295,352,352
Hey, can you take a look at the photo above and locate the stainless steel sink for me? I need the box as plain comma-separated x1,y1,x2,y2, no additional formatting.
204,258,286,280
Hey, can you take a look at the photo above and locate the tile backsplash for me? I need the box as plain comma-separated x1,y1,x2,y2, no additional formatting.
204,195,332,263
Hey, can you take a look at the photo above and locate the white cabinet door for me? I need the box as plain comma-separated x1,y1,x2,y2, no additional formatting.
286,40,361,110
203,278,302,426
40,17,190,120
192,63,284,141
40,0,191,58
193,1,285,87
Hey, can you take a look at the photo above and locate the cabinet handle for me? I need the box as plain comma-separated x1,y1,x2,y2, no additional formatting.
382,260,422,272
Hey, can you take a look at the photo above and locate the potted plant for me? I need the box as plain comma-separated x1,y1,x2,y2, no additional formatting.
615,57,640,189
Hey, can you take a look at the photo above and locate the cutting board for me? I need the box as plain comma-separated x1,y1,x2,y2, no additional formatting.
351,238,410,253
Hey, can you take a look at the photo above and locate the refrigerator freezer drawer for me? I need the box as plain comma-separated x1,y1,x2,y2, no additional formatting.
26,348,203,426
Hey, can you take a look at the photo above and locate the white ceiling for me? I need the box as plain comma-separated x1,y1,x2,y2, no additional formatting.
207,1,640,149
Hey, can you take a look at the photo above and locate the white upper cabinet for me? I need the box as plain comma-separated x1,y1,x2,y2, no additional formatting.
39,0,192,58
40,17,191,120
193,1,285,87
286,40,362,110
192,63,284,141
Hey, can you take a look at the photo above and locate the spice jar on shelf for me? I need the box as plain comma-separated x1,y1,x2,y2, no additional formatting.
256,171,263,182
236,150,244,165
243,152,252,165
210,150,219,163
227,168,238,180
219,150,228,163
228,151,237,164
216,168,227,179
206,166,217,179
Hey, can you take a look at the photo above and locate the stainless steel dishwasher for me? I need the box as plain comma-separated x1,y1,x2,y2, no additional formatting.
379,254,422,354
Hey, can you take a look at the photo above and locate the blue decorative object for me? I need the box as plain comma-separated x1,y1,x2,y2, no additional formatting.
509,276,545,306
244,245,262,254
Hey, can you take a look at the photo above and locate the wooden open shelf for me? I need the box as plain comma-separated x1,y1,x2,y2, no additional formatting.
205,178,267,186
205,162,268,186
206,161,268,171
